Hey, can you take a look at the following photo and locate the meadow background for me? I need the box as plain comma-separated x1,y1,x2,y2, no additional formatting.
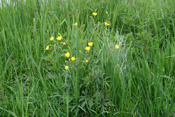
0,0,175,116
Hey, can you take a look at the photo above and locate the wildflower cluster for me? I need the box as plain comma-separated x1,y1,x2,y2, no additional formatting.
45,34,74,71
45,11,119,72
45,34,67,50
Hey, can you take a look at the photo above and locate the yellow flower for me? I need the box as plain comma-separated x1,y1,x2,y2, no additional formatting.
65,66,69,70
45,45,49,50
73,22,78,26
56,35,62,41
71,57,75,61
85,47,91,52
85,60,88,63
65,52,70,58
104,22,110,26
61,42,66,45
88,42,93,47
50,37,54,41
92,12,97,16
115,44,119,49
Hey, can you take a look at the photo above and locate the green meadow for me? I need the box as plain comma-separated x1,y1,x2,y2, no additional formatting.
0,0,175,116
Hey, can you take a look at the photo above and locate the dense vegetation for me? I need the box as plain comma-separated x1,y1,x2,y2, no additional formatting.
0,0,175,116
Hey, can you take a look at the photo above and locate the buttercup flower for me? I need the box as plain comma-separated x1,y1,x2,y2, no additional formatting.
65,52,70,58
115,44,119,49
88,42,93,47
104,22,110,26
85,47,91,52
65,66,69,70
50,37,54,41
71,57,75,61
92,12,97,16
73,22,78,26
62,42,66,45
85,60,89,63
56,35,62,41
45,46,49,50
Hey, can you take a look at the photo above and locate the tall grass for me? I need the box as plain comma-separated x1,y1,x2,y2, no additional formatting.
0,0,175,116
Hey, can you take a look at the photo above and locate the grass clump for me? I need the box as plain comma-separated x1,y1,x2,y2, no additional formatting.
0,0,175,116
